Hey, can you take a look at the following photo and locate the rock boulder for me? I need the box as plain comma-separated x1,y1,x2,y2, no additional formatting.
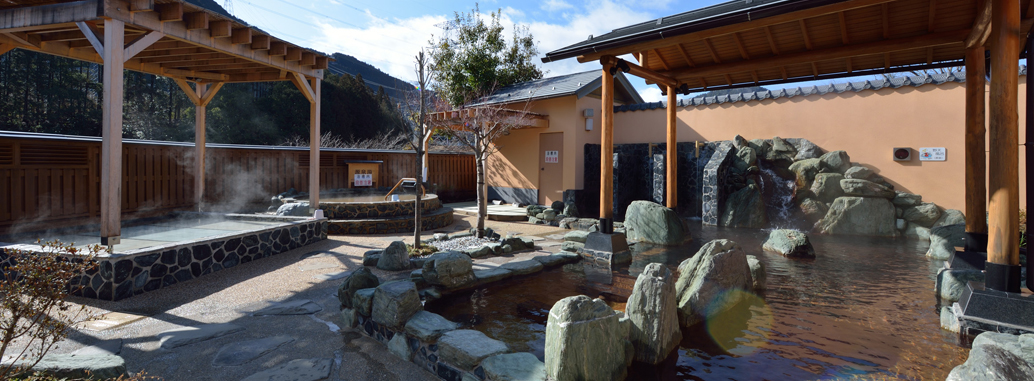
902,202,941,227
624,200,691,245
337,267,379,308
947,332,1034,381
421,251,475,289
788,158,823,190
810,173,844,203
843,166,873,180
762,229,816,258
371,281,422,330
819,150,851,173
545,295,632,381
626,263,682,364
747,255,766,291
814,197,898,236
840,179,895,199
675,240,754,327
377,241,411,271
719,185,767,229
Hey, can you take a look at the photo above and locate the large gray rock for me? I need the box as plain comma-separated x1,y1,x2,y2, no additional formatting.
563,202,579,218
746,255,766,291
904,224,931,240
892,191,923,207
481,353,546,381
675,240,754,327
387,333,412,361
790,138,822,161
946,332,1034,381
352,288,375,317
762,229,816,258
843,166,873,180
840,179,895,199
798,198,828,223
405,311,458,342
438,329,509,370
626,263,682,364
934,209,967,227
422,251,475,289
276,202,310,217
377,241,411,271
819,150,851,173
6,354,126,380
561,241,585,253
903,202,942,227
371,281,422,330
624,200,691,245
500,259,544,275
765,136,798,164
465,246,493,258
241,358,333,381
545,295,631,381
719,185,767,229
475,267,513,283
733,146,757,171
810,173,844,203
936,268,985,302
815,197,898,237
788,158,823,190
337,267,379,308
927,223,966,260
748,138,770,158
564,230,590,243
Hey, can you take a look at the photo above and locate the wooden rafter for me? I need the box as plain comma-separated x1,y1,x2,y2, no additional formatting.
928,0,937,32
884,52,891,69
252,35,270,50
0,43,14,56
780,66,788,80
600,55,677,87
4,31,39,48
210,20,231,38
185,12,208,30
733,33,750,59
124,31,163,62
810,62,819,78
723,74,733,85
838,12,850,44
231,28,252,45
750,70,759,84
291,72,315,103
652,49,670,70
965,0,992,48
764,26,780,55
156,3,183,22
799,19,813,50
75,21,101,55
675,43,695,66
882,3,890,39
702,38,721,63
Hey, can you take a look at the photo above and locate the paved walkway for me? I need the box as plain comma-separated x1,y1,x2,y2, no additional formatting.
11,214,569,381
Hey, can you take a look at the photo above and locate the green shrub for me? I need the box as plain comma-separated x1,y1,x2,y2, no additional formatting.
406,243,438,257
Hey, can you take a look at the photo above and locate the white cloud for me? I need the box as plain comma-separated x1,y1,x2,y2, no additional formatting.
639,86,663,103
541,0,574,12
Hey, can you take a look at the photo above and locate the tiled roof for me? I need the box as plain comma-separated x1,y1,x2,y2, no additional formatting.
473,70,644,106
615,66,1028,112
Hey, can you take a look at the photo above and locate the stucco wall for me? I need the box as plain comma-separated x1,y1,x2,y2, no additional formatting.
612,79,1029,212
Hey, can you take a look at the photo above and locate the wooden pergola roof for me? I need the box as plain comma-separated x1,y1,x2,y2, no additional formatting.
0,0,331,83
543,0,1033,92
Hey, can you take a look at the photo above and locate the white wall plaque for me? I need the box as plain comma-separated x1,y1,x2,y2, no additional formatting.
918,147,946,161
545,150,559,163
354,173,373,186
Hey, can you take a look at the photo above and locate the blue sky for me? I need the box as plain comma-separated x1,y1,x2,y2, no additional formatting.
226,0,737,101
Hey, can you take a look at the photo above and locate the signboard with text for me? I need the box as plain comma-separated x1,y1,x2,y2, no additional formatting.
354,173,373,186
545,150,559,163
918,147,946,161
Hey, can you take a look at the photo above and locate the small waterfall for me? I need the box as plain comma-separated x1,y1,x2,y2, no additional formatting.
759,164,797,228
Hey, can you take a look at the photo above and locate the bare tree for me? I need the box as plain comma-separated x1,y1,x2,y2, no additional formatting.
394,51,437,248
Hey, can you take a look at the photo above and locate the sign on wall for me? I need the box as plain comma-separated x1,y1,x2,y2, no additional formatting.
918,147,946,161
354,172,373,186
545,150,559,163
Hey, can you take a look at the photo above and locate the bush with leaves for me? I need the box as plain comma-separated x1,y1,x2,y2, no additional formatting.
0,240,101,379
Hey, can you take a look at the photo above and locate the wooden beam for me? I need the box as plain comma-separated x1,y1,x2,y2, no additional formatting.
194,82,207,210
309,77,321,211
810,63,819,78
965,46,987,235
157,3,183,22
724,73,734,85
200,82,224,107
3,32,40,48
252,35,271,50
163,68,230,81
764,26,781,55
926,48,934,64
884,52,891,69
291,72,316,103
210,21,232,38
751,70,760,83
665,85,677,209
76,21,102,56
231,28,252,45
301,52,316,66
799,19,813,50
675,43,695,66
839,12,850,44
315,56,329,70
667,30,968,81
100,18,125,244
882,3,890,39
174,78,203,106
286,48,302,61
0,0,100,30
576,0,896,63
780,66,788,80
733,33,750,59
185,12,209,30
601,56,678,87
123,31,163,62
986,0,1021,281
269,41,287,56
0,43,14,56
965,0,992,48
600,61,614,220
130,0,154,13
927,0,937,32
702,38,721,63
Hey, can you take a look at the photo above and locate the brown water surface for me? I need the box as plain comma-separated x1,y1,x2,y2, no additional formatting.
427,223,968,380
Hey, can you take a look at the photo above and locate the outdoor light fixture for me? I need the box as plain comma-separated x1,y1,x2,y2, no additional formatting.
583,109,594,131
893,147,912,161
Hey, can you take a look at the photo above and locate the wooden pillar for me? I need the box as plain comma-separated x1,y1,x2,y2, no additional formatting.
965,47,987,236
666,85,677,209
309,77,321,211
100,19,125,245
600,63,614,222
195,83,207,212
986,0,1021,292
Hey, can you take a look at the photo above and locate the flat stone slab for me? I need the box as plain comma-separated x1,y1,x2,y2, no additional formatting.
500,259,544,275
157,323,244,349
297,262,339,272
253,300,323,316
80,312,148,331
475,268,513,283
213,335,295,366
241,358,333,381
404,311,459,342
438,329,509,369
481,352,546,381
539,241,562,247
313,271,350,281
544,234,567,240
71,339,123,356
6,354,126,380
533,255,571,267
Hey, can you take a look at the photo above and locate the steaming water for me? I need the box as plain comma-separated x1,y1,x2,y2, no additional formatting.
427,224,966,380
758,165,799,229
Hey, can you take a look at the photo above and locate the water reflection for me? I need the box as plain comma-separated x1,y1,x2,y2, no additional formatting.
426,223,968,380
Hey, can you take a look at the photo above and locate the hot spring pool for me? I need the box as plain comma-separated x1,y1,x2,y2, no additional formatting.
426,223,966,380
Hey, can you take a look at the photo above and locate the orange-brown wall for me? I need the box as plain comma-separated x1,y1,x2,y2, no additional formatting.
612,78,1029,211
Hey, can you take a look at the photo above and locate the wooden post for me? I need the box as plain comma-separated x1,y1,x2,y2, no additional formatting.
1027,25,1034,292
666,85,677,209
309,77,321,212
985,0,1021,292
965,46,987,237
600,62,614,225
100,19,125,246
195,83,207,212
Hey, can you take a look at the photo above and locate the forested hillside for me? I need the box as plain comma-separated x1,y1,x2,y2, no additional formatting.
0,49,405,146
327,53,416,99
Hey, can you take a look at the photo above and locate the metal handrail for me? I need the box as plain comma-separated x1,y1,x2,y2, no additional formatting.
384,178,426,201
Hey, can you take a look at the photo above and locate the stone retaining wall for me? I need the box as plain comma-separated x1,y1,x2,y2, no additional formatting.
322,196,443,219
326,208,454,235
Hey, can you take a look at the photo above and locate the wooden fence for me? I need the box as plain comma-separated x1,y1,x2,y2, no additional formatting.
0,132,475,235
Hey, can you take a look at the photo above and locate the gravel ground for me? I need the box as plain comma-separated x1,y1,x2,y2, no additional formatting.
4,213,569,381
429,236,497,252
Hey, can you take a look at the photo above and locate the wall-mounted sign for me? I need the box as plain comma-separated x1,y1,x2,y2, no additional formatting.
354,173,373,186
918,147,946,161
545,150,559,163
